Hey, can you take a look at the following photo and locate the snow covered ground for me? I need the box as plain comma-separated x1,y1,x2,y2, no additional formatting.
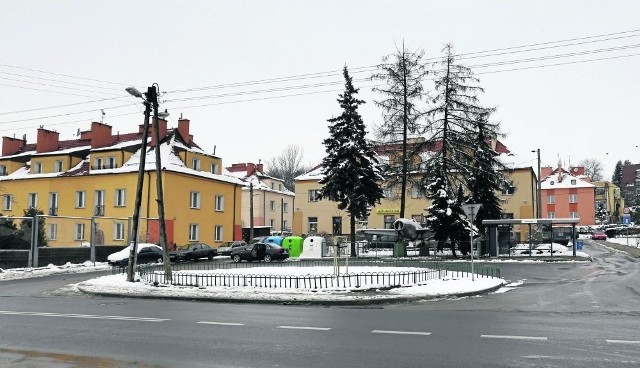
76,266,506,304
0,261,110,281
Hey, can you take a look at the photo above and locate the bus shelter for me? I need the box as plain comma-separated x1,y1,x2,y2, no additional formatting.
482,218,580,257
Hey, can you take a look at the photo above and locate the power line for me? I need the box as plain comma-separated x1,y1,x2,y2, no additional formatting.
0,96,127,116
0,63,129,86
0,71,125,92
0,76,127,96
0,103,137,125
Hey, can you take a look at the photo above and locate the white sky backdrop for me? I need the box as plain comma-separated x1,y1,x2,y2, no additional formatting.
1,1,639,178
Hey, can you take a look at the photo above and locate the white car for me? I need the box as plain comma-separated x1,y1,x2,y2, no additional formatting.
107,243,163,266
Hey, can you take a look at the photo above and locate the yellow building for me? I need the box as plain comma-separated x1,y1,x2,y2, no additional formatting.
0,119,243,248
593,180,624,223
293,140,538,241
225,162,295,234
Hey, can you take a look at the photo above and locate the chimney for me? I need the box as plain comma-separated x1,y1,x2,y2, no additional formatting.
246,162,256,176
90,122,112,148
257,163,264,173
2,136,26,156
177,118,192,142
36,128,59,153
149,118,168,147
80,130,92,140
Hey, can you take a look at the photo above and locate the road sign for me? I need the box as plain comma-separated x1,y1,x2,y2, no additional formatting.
462,204,482,218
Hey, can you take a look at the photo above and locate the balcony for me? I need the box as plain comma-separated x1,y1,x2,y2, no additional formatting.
94,205,105,216
48,207,58,216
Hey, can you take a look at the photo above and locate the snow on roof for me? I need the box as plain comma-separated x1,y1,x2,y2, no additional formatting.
0,132,243,185
541,169,594,189
295,164,325,181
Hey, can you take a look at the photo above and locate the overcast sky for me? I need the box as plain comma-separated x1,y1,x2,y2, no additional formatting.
1,1,638,178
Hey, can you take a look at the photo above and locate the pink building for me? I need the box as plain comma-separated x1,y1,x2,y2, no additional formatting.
540,164,595,225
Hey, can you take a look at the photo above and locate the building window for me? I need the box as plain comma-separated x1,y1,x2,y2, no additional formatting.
0,165,6,176
270,200,275,211
547,195,555,204
282,202,288,213
411,185,422,199
76,191,86,208
94,157,104,169
94,190,105,216
308,217,318,234
214,225,223,242
595,187,606,196
271,183,275,190
279,184,282,191
282,220,288,230
269,219,275,228
108,157,116,169
571,179,576,185
550,180,555,185
211,163,218,174
54,160,63,172
332,217,342,235
192,158,200,171
569,212,578,219
27,193,38,208
189,224,199,241
547,212,556,219
569,194,577,203
48,192,58,216
48,224,57,240
501,180,515,195
34,162,42,174
114,222,125,240
214,195,224,211
384,215,395,229
190,191,201,209
75,223,85,240
2,194,13,211
115,189,126,207
308,190,320,202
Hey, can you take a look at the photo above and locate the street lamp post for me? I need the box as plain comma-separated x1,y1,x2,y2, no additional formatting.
126,86,152,282
532,149,542,218
150,85,172,282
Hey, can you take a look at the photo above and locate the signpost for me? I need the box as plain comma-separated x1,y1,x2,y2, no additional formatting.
462,203,482,281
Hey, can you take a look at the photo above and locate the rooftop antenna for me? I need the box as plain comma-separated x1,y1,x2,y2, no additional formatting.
76,128,81,137
101,109,105,123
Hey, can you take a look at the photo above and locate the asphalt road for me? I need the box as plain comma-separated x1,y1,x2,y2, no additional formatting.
0,240,638,368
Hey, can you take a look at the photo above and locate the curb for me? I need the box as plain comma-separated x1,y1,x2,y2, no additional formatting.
77,280,506,306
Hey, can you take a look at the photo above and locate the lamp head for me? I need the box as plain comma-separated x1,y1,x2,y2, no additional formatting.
125,87,144,99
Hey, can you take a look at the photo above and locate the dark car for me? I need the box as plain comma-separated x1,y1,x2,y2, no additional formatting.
170,243,217,262
108,243,164,266
249,236,269,244
231,242,289,263
217,241,247,256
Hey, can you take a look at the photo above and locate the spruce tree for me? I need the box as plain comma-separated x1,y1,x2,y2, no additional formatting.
425,178,469,257
612,160,623,188
319,66,384,256
467,116,507,235
371,43,429,218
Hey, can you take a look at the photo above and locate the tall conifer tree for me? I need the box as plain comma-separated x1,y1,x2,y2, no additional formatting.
320,66,384,256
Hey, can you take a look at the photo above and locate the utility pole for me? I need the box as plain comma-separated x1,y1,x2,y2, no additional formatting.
150,85,172,282
126,86,152,282
536,148,542,218
249,181,254,240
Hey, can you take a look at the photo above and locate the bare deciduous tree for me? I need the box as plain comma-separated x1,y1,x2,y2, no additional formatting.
265,144,310,190
578,158,603,181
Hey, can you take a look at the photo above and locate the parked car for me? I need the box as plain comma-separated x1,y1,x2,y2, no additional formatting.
217,241,247,256
108,243,164,266
591,231,607,240
170,243,217,262
249,236,269,244
231,242,289,263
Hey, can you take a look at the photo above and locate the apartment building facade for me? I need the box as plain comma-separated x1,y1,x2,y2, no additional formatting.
0,119,243,247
